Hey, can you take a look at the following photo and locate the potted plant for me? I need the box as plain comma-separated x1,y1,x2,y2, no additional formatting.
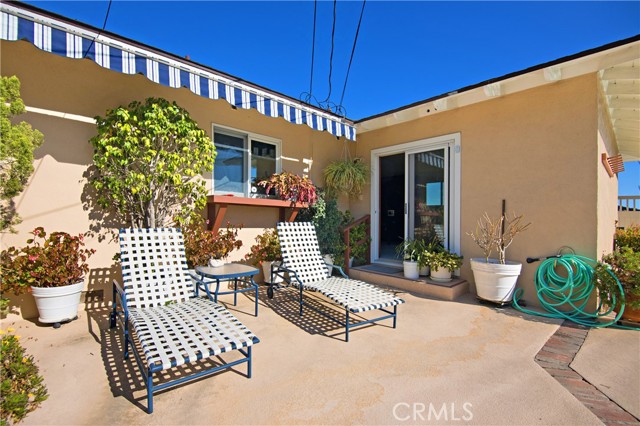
181,214,243,268
0,227,95,327
594,225,640,322
396,239,425,279
257,171,318,205
468,212,531,303
419,237,443,276
245,228,282,284
323,158,369,199
424,249,463,282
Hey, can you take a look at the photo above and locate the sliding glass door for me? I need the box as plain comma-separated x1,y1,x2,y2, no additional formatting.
372,134,460,263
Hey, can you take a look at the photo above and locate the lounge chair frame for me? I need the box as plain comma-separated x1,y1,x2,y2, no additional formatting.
110,228,259,413
270,222,404,342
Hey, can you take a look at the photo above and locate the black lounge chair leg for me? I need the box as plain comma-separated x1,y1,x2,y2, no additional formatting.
393,305,398,328
345,310,350,342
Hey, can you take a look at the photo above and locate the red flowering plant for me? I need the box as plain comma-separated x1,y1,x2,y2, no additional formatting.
244,228,281,264
0,227,96,301
181,214,243,268
257,172,318,205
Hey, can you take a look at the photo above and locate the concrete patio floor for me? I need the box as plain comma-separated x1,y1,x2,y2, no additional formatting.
3,287,638,425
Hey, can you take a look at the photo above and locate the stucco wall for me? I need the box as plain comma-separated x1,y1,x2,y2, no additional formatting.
0,40,347,317
354,74,601,307
596,81,620,256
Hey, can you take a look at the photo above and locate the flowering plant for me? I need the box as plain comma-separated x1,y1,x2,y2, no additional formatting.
257,172,318,205
245,228,281,264
0,228,95,297
0,328,48,425
181,214,243,268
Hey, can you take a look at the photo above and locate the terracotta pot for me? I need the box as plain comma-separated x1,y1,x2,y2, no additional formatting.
620,293,640,323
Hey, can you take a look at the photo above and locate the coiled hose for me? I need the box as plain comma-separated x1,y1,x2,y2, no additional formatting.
512,254,637,329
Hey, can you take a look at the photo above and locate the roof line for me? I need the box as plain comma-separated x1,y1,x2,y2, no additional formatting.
355,33,640,124
7,0,350,123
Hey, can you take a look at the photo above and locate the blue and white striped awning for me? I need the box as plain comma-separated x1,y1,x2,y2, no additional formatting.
0,3,356,140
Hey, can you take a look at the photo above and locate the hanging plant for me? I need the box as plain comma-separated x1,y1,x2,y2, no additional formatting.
323,158,368,198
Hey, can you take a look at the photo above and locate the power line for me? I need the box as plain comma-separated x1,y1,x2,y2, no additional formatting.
306,0,318,103
339,0,366,109
83,0,113,59
323,0,337,103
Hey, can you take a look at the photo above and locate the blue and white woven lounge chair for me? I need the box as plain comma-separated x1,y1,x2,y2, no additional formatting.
271,222,405,342
110,228,259,413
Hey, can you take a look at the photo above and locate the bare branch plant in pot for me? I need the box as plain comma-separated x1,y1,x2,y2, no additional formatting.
468,212,531,303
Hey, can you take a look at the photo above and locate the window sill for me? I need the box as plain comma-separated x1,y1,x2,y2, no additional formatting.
207,195,309,231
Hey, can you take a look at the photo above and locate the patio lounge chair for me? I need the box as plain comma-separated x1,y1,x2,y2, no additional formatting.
110,228,259,413
270,222,405,342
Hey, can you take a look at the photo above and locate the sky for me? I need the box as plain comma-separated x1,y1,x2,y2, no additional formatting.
21,1,640,194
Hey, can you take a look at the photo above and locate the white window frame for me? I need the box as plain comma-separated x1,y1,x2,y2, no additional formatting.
370,132,461,264
211,123,282,197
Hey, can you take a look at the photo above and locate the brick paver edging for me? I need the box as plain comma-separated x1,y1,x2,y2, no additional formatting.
535,321,639,426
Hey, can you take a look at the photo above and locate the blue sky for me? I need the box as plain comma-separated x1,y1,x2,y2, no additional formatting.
22,1,640,193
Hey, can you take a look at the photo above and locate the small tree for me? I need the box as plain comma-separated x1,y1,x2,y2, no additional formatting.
89,98,215,228
0,76,44,232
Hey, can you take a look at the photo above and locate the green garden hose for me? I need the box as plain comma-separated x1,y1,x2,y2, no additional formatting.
512,254,638,330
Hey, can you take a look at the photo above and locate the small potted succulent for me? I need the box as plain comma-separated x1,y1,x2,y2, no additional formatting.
424,249,463,282
468,211,531,303
257,171,318,205
0,227,95,327
245,228,282,284
181,214,243,268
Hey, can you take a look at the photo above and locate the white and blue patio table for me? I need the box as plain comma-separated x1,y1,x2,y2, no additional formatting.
194,263,260,317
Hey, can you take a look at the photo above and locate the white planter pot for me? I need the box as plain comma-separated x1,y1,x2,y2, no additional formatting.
262,261,283,284
471,258,522,303
31,280,83,325
403,260,419,280
419,265,430,276
430,266,452,282
209,258,226,268
323,254,334,265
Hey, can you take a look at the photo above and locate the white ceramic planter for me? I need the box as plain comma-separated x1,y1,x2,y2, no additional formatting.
31,280,83,325
403,260,419,279
430,266,452,282
323,254,334,265
262,261,283,284
419,265,430,276
471,258,522,303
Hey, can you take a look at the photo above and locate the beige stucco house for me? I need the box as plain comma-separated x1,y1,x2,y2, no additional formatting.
1,2,639,317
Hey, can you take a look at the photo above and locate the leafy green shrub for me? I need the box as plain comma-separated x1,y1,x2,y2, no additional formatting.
245,228,281,264
1,328,48,425
615,224,640,252
0,76,44,232
181,214,242,269
297,190,344,261
89,98,214,228
596,246,640,310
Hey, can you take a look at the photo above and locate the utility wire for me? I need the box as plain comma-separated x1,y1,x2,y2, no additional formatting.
338,0,366,109
323,0,337,104
305,0,318,103
83,0,113,59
